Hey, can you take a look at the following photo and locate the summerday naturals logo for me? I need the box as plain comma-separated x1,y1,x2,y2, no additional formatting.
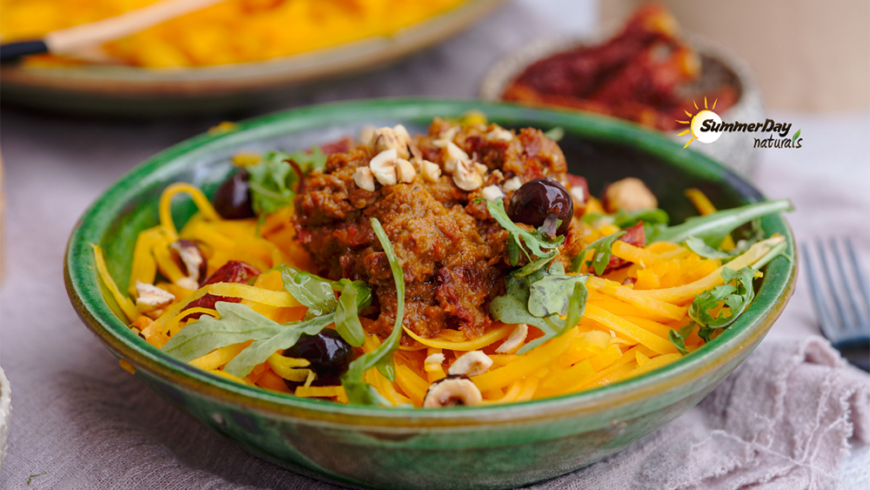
677,98,803,149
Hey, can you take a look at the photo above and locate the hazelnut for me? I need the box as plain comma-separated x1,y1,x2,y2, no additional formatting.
481,185,506,203
503,176,523,192
176,277,199,291
423,375,482,408
448,351,493,376
353,166,376,191
170,239,206,287
602,177,658,213
393,124,412,145
369,149,399,186
438,126,459,141
421,160,441,182
445,141,470,162
424,353,446,372
495,324,528,354
570,186,586,204
135,281,175,313
441,141,470,174
358,125,376,146
396,158,417,183
486,127,513,142
453,159,485,191
373,127,410,159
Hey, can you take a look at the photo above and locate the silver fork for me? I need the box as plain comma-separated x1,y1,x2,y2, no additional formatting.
802,238,870,371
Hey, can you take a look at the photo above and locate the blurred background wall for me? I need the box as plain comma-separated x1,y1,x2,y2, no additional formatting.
601,0,870,113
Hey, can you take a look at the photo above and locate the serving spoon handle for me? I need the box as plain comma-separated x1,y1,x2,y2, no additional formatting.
0,0,225,63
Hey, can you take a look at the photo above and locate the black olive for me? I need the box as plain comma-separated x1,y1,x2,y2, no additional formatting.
283,329,353,381
507,178,573,236
212,170,255,219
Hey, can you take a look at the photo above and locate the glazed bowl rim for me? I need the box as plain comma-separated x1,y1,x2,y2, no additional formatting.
64,98,797,427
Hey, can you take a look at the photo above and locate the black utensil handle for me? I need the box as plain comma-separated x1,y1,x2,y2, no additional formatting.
0,40,49,62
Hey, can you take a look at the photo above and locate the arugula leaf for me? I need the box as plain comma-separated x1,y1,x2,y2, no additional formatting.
279,265,337,318
690,267,755,342
490,262,588,354
684,240,788,344
543,127,564,141
334,280,367,347
569,231,625,274
278,265,371,346
246,147,327,218
247,151,296,217
528,262,588,317
563,281,588,337
668,323,695,355
340,218,405,405
684,236,734,259
376,356,397,382
482,198,564,277
161,302,284,362
286,146,328,174
224,313,334,378
650,199,793,248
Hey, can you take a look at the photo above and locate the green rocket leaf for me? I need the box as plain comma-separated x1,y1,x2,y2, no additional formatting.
340,218,405,405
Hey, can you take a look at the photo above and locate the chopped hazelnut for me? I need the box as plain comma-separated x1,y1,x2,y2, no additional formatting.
503,176,523,192
448,350,493,376
438,126,459,141
358,125,376,146
135,281,175,313
423,375,482,408
495,324,528,353
442,141,470,174
396,158,417,183
486,127,514,142
373,127,410,159
482,185,506,203
170,239,205,287
353,166,376,191
421,160,441,182
603,177,658,213
369,149,399,186
176,277,198,291
453,159,485,191
393,124,412,145
424,353,446,372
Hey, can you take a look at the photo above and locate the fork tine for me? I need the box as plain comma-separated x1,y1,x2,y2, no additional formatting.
830,238,865,330
802,243,841,341
816,238,851,328
844,237,870,330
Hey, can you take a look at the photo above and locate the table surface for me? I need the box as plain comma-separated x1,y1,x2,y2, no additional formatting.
1,0,868,488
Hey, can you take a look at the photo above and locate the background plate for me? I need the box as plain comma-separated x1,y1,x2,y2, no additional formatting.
0,0,504,117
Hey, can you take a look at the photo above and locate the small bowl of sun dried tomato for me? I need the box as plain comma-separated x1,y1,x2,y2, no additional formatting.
480,4,763,175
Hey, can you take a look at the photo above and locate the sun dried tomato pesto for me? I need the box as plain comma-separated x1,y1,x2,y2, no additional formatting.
293,119,584,343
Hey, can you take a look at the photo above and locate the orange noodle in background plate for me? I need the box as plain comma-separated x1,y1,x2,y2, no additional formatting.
0,0,467,68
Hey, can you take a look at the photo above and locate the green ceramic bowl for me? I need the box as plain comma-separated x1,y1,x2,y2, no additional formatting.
64,99,796,490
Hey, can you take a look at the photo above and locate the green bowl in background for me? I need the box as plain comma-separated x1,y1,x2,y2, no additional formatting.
64,99,796,489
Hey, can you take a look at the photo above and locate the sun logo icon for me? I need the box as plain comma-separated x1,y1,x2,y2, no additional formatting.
677,98,721,148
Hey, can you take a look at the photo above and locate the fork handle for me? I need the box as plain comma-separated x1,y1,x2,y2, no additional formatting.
0,40,48,62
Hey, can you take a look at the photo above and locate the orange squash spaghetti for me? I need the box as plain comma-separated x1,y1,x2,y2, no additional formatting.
94,116,791,408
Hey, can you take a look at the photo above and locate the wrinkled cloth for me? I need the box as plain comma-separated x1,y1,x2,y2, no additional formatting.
529,337,870,490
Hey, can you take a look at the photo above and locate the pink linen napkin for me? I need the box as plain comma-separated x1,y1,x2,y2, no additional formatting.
534,336,870,490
